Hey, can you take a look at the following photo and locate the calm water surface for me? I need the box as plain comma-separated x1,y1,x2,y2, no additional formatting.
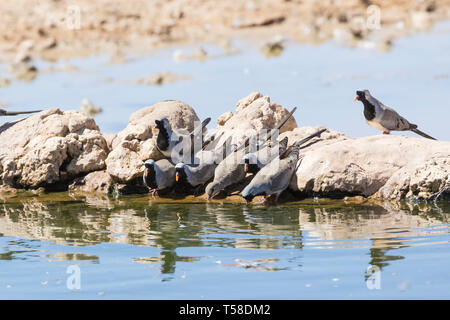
0,193,449,299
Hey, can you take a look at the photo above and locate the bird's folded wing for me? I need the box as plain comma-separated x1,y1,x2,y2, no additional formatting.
380,108,412,131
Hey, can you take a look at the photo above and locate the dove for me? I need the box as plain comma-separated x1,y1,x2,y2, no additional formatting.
241,141,303,204
354,90,436,140
174,132,226,195
143,159,176,197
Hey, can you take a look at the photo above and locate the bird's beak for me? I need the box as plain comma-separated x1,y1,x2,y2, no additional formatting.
175,172,179,182
152,126,158,133
353,96,359,102
210,190,220,199
244,163,248,173
206,194,211,201
145,169,149,177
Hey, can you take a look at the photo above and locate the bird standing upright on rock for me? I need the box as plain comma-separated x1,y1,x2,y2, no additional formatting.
354,90,436,140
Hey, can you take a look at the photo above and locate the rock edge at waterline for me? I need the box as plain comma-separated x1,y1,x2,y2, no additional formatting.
0,94,449,202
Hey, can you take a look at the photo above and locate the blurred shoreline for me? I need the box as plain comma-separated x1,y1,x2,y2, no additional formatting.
1,0,449,63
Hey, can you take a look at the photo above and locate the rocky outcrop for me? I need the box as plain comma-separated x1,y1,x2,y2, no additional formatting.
215,92,298,148
0,99,448,202
105,100,201,183
0,108,108,189
291,135,450,200
69,170,114,194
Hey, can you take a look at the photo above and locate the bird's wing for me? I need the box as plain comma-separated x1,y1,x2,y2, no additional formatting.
379,107,413,131
213,151,246,189
155,159,176,189
187,162,217,187
250,157,294,196
270,156,298,193
186,150,217,186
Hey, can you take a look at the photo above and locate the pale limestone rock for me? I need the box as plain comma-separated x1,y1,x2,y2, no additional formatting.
215,92,298,149
0,108,108,188
102,133,117,152
236,92,262,113
217,111,233,126
69,170,114,193
291,135,450,199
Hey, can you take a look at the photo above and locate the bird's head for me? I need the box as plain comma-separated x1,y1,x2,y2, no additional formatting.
144,159,155,177
175,163,187,183
154,117,170,133
240,187,256,204
353,90,371,103
242,153,258,174
205,182,221,200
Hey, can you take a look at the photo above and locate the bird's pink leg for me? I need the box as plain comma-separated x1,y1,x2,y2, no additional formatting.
383,131,390,135
148,188,158,199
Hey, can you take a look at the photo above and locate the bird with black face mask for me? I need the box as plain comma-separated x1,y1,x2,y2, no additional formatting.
174,161,215,195
241,141,303,204
153,117,211,161
354,90,436,140
143,159,176,197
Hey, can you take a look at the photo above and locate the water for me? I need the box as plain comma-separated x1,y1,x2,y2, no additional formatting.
0,193,449,299
1,22,450,140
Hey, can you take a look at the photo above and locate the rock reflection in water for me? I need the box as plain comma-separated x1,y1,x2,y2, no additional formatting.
298,200,450,271
0,193,449,277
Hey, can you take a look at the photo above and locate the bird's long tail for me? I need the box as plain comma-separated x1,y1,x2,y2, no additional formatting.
200,117,211,130
275,107,297,131
295,128,327,147
280,128,327,159
3,110,41,116
234,107,297,154
411,128,437,140
191,117,211,137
